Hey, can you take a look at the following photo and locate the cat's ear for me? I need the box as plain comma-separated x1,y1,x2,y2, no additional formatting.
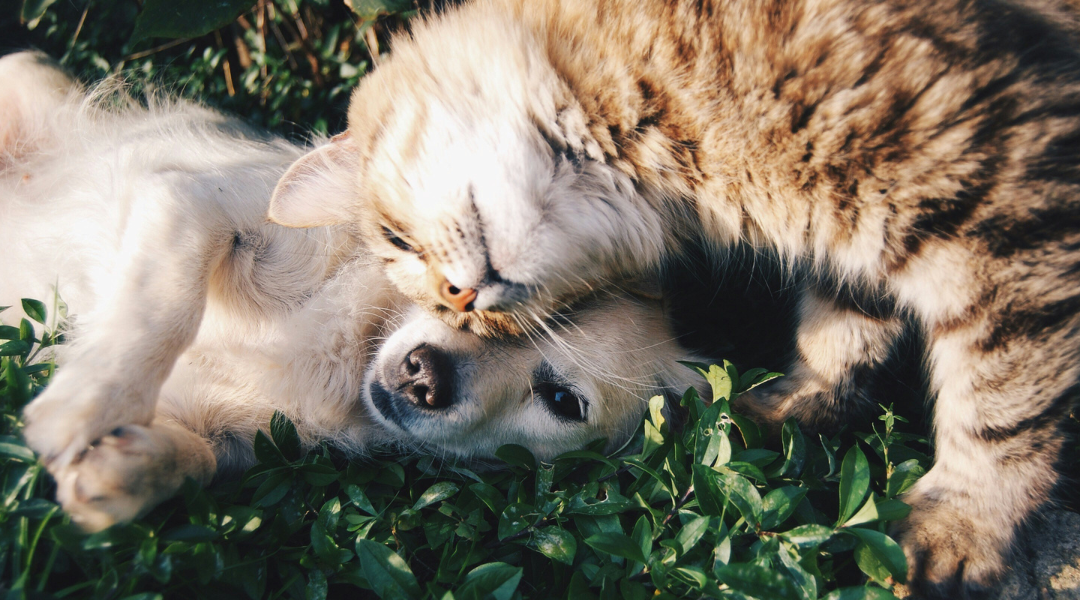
268,131,360,227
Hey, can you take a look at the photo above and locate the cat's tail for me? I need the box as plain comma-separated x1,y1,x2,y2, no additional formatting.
0,51,80,172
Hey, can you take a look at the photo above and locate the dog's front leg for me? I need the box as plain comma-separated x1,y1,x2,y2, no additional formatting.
22,180,241,469
52,419,216,532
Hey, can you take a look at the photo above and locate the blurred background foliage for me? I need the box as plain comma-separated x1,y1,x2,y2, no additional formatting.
2,0,457,139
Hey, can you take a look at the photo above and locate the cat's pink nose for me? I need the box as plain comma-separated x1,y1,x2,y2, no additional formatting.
440,280,477,312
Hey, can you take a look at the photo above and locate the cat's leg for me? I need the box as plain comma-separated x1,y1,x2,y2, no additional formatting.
52,419,216,532
894,300,1077,596
735,285,905,432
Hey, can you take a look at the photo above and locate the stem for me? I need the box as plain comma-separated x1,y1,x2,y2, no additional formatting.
660,485,695,528
121,37,194,62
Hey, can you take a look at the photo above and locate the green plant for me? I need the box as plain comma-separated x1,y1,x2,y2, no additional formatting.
1,298,934,599
7,0,420,137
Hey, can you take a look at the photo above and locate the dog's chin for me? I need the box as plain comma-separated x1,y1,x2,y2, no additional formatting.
364,380,411,434
361,379,471,458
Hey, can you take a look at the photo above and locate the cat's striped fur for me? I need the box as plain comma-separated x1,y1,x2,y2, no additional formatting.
269,0,1080,595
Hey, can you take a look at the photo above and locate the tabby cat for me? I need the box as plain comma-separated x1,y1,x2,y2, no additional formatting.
268,0,1080,595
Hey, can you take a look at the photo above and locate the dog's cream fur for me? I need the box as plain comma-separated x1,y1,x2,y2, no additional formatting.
1,52,706,532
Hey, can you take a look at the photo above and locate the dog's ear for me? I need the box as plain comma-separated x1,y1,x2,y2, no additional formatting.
268,132,360,227
621,272,664,303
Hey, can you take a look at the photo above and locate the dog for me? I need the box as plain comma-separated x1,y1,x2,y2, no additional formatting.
1,52,707,532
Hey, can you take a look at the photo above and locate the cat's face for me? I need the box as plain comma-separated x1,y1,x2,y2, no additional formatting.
362,291,705,462
268,18,667,336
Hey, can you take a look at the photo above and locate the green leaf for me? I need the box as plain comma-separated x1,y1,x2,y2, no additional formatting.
671,565,709,589
629,515,652,576
694,402,725,466
3,358,32,406
21,299,46,324
776,542,817,600
853,541,892,587
714,563,802,600
250,472,290,507
845,527,908,583
740,370,784,393
730,413,763,449
307,570,328,600
469,482,507,515
346,484,378,516
778,418,807,477
692,464,727,517
19,319,34,342
349,0,413,20
838,446,871,526
760,486,806,530
270,411,301,461
695,363,733,402
822,586,900,600
495,444,535,471
555,450,620,470
782,524,836,549
673,515,711,556
252,430,286,466
0,325,19,340
584,532,647,564
566,488,636,515
0,436,36,462
161,524,218,543
874,499,912,522
0,340,30,357
527,526,576,565
716,470,762,525
413,482,459,510
455,562,522,600
844,494,880,527
354,539,422,599
886,459,926,498
20,0,59,26
498,503,534,540
648,394,667,433
132,0,259,43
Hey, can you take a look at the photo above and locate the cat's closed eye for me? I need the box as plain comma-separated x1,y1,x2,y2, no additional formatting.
381,226,418,253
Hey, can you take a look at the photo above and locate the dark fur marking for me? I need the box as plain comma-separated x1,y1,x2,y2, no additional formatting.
790,101,818,134
980,296,1080,353
977,384,1079,444
968,207,1080,259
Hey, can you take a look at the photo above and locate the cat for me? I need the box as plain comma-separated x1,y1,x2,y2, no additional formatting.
266,0,1080,595
2,51,706,531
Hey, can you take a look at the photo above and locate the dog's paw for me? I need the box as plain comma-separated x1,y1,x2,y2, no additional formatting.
22,373,154,469
52,425,184,532
892,490,1012,599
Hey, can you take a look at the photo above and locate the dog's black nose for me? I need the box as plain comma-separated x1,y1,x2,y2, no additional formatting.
399,344,454,409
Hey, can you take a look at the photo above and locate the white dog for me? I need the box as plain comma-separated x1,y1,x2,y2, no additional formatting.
0,52,707,532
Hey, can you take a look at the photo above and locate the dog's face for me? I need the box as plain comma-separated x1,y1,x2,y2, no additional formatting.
362,291,706,462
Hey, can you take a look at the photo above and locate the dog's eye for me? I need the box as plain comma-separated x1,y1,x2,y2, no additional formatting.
536,383,586,422
382,226,416,253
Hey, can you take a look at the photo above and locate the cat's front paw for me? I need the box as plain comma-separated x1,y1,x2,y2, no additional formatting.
893,489,1013,599
52,425,185,532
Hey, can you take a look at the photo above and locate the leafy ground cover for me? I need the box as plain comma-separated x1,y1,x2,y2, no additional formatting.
1,299,932,599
